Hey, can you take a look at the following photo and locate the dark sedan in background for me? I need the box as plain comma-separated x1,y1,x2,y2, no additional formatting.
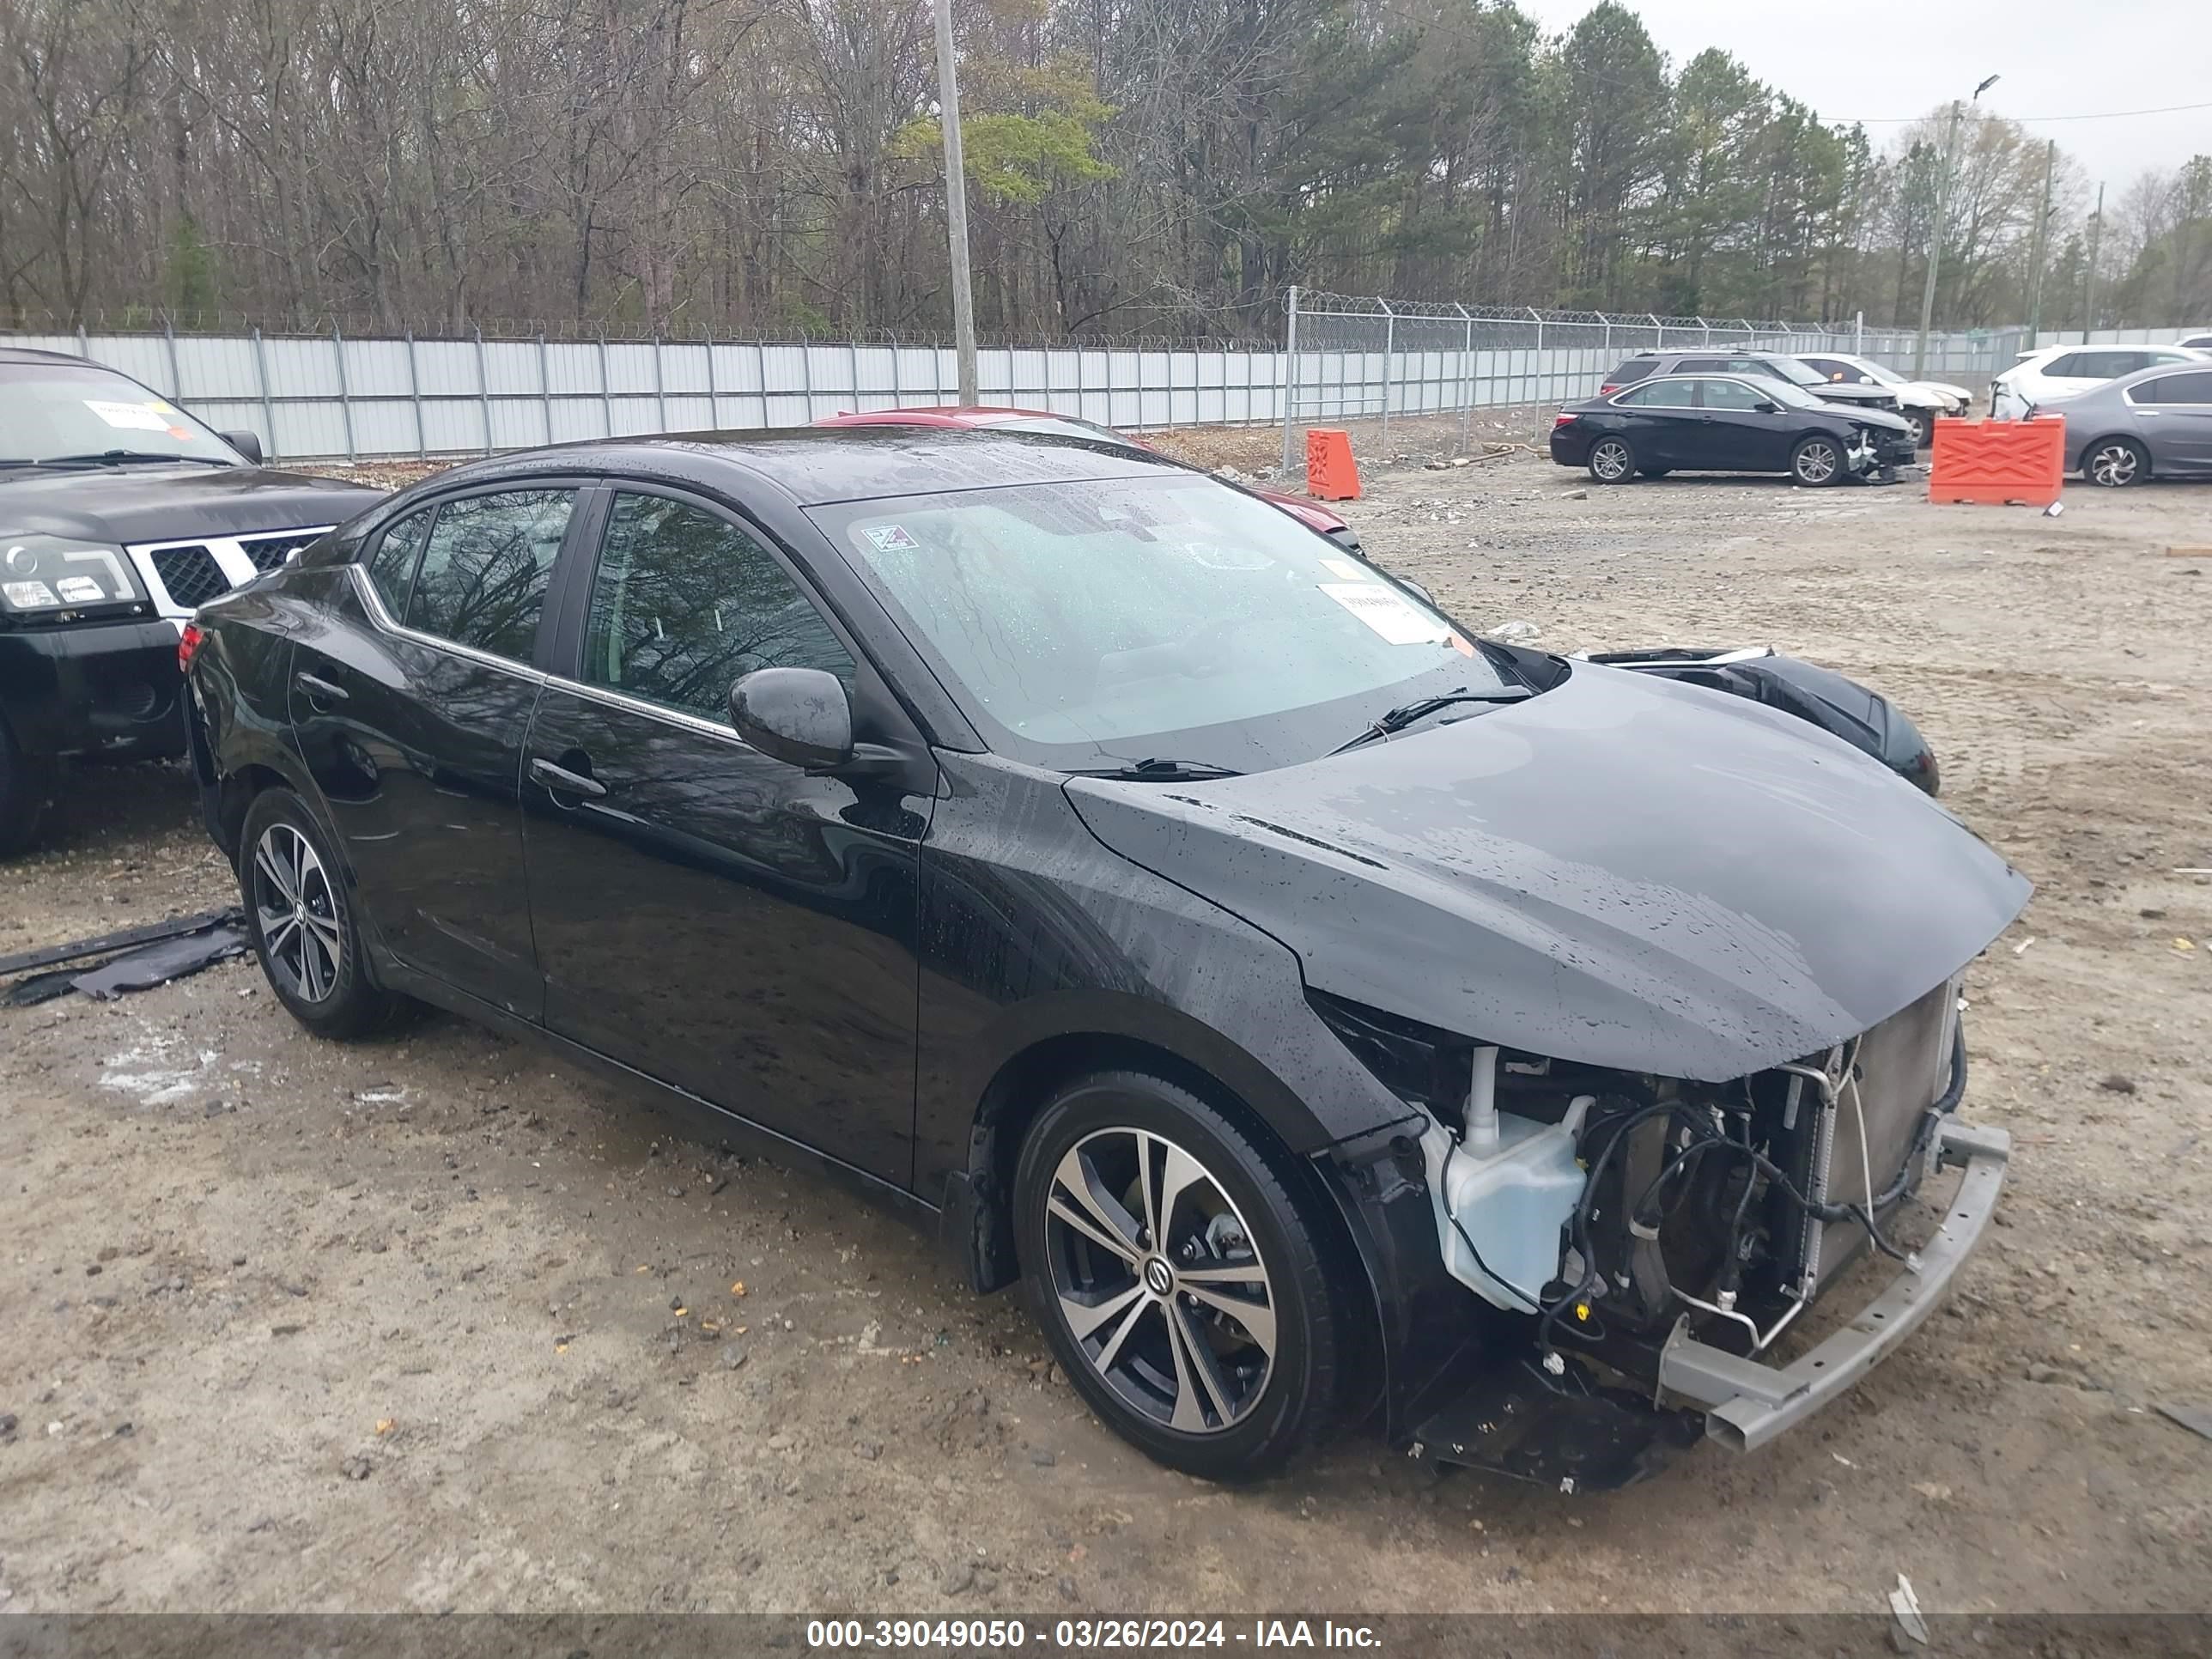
1553,373,1917,485
185,425,2025,1486
2039,362,2212,485
1,347,384,850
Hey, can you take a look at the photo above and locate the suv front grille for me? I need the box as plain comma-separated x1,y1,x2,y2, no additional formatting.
149,545,231,609
238,531,323,573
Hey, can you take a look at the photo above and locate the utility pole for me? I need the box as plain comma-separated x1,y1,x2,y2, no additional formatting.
2082,182,2106,341
1914,73,1999,380
933,0,978,404
2024,139,2056,348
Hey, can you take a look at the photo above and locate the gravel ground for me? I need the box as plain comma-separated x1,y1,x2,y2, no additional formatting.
3,453,2209,1618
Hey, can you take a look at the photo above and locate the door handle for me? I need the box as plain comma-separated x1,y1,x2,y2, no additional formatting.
530,757,607,799
296,672,349,702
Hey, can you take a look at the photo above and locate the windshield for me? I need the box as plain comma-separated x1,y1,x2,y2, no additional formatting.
1763,357,1829,387
815,474,1516,773
0,364,240,465
1762,378,1830,410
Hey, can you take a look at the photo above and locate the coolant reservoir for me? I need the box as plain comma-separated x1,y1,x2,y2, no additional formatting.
1417,1048,1592,1312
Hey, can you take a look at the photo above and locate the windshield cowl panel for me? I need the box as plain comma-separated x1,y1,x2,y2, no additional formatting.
811,474,1522,776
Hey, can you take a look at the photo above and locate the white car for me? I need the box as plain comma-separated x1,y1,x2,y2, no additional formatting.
1990,343,2210,419
1793,353,1969,447
2177,332,2212,350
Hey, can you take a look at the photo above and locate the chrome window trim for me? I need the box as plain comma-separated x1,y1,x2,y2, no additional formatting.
347,562,759,750
346,562,549,685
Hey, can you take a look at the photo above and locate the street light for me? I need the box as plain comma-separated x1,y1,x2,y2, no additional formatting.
1914,73,2001,379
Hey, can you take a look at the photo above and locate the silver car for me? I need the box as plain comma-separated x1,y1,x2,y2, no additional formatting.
2045,361,2212,485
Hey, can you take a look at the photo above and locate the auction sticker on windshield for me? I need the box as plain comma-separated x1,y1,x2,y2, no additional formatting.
861,524,920,552
1319,581,1451,645
84,399,173,433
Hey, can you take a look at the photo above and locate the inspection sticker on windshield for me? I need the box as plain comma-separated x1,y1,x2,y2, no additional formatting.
861,524,920,552
1319,582,1450,645
84,399,172,433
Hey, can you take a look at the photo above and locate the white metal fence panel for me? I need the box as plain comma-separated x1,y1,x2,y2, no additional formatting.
4,304,2091,465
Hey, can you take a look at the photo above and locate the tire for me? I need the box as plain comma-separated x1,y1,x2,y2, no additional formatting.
0,721,56,858
2083,437,2148,488
1587,436,1636,483
1638,466,1671,479
237,787,405,1039
1013,1070,1347,1481
1790,434,1845,487
1905,412,1929,448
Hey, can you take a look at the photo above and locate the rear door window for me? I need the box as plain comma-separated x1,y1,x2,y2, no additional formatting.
2131,370,2212,404
1676,357,1729,374
581,491,854,724
1617,380,1696,407
1605,360,1656,386
366,507,434,617
2044,353,2086,377
405,489,574,661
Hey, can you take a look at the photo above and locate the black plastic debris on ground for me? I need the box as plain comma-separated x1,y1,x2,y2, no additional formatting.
1,908,247,1006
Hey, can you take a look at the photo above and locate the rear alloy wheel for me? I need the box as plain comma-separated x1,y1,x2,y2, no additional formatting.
239,788,406,1039
1790,434,1844,486
2084,438,2148,488
1014,1072,1346,1480
1587,436,1636,483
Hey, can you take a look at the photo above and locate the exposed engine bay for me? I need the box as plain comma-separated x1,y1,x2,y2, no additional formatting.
1316,979,1968,1397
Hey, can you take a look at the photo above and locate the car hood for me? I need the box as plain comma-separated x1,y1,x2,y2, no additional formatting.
0,465,385,542
1808,383,1899,407
1914,380,1971,404
1066,665,2029,1083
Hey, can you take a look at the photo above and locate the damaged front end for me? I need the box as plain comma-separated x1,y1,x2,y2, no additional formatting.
1313,976,2006,1489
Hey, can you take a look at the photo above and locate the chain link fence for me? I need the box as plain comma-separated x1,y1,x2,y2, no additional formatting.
1275,290,2056,471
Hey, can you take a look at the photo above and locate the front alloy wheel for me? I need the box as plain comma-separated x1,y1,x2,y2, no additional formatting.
2085,440,2146,487
1792,435,1843,486
1014,1071,1346,1480
1044,1126,1276,1435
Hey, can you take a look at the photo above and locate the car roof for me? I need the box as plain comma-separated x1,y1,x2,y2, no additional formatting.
0,346,131,370
420,426,1178,508
1625,347,1783,360
817,405,1061,428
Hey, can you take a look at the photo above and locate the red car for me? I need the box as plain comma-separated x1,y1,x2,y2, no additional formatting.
813,405,1362,556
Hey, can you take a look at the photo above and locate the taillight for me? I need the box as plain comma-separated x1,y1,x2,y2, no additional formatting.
177,622,205,675
1553,410,1577,425
1598,383,1619,394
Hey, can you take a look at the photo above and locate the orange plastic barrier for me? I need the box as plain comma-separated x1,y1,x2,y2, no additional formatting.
1927,416,2065,507
1305,428,1362,501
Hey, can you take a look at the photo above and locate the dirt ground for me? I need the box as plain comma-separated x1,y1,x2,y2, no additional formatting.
3,449,2209,1620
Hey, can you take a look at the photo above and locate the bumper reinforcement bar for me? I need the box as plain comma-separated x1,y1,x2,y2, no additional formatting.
1657,1117,2010,1452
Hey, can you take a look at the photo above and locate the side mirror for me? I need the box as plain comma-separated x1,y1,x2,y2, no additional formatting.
1753,400,1779,414
729,666,853,770
220,429,265,466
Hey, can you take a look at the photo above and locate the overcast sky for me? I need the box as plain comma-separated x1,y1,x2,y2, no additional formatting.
1517,0,2212,188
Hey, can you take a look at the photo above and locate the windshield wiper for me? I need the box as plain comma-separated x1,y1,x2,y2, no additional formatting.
1067,757,1244,782
33,450,234,468
1328,687,1532,756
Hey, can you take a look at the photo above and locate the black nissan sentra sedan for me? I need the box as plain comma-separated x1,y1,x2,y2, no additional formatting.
184,428,2028,1483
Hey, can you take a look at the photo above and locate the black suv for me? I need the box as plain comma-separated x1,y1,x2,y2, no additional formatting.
1,347,386,851
1601,349,1902,414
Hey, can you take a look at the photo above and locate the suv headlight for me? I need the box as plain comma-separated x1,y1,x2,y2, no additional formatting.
0,537,151,622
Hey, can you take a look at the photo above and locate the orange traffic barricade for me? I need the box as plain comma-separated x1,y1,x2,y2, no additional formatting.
1928,416,2065,507
1305,428,1361,501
